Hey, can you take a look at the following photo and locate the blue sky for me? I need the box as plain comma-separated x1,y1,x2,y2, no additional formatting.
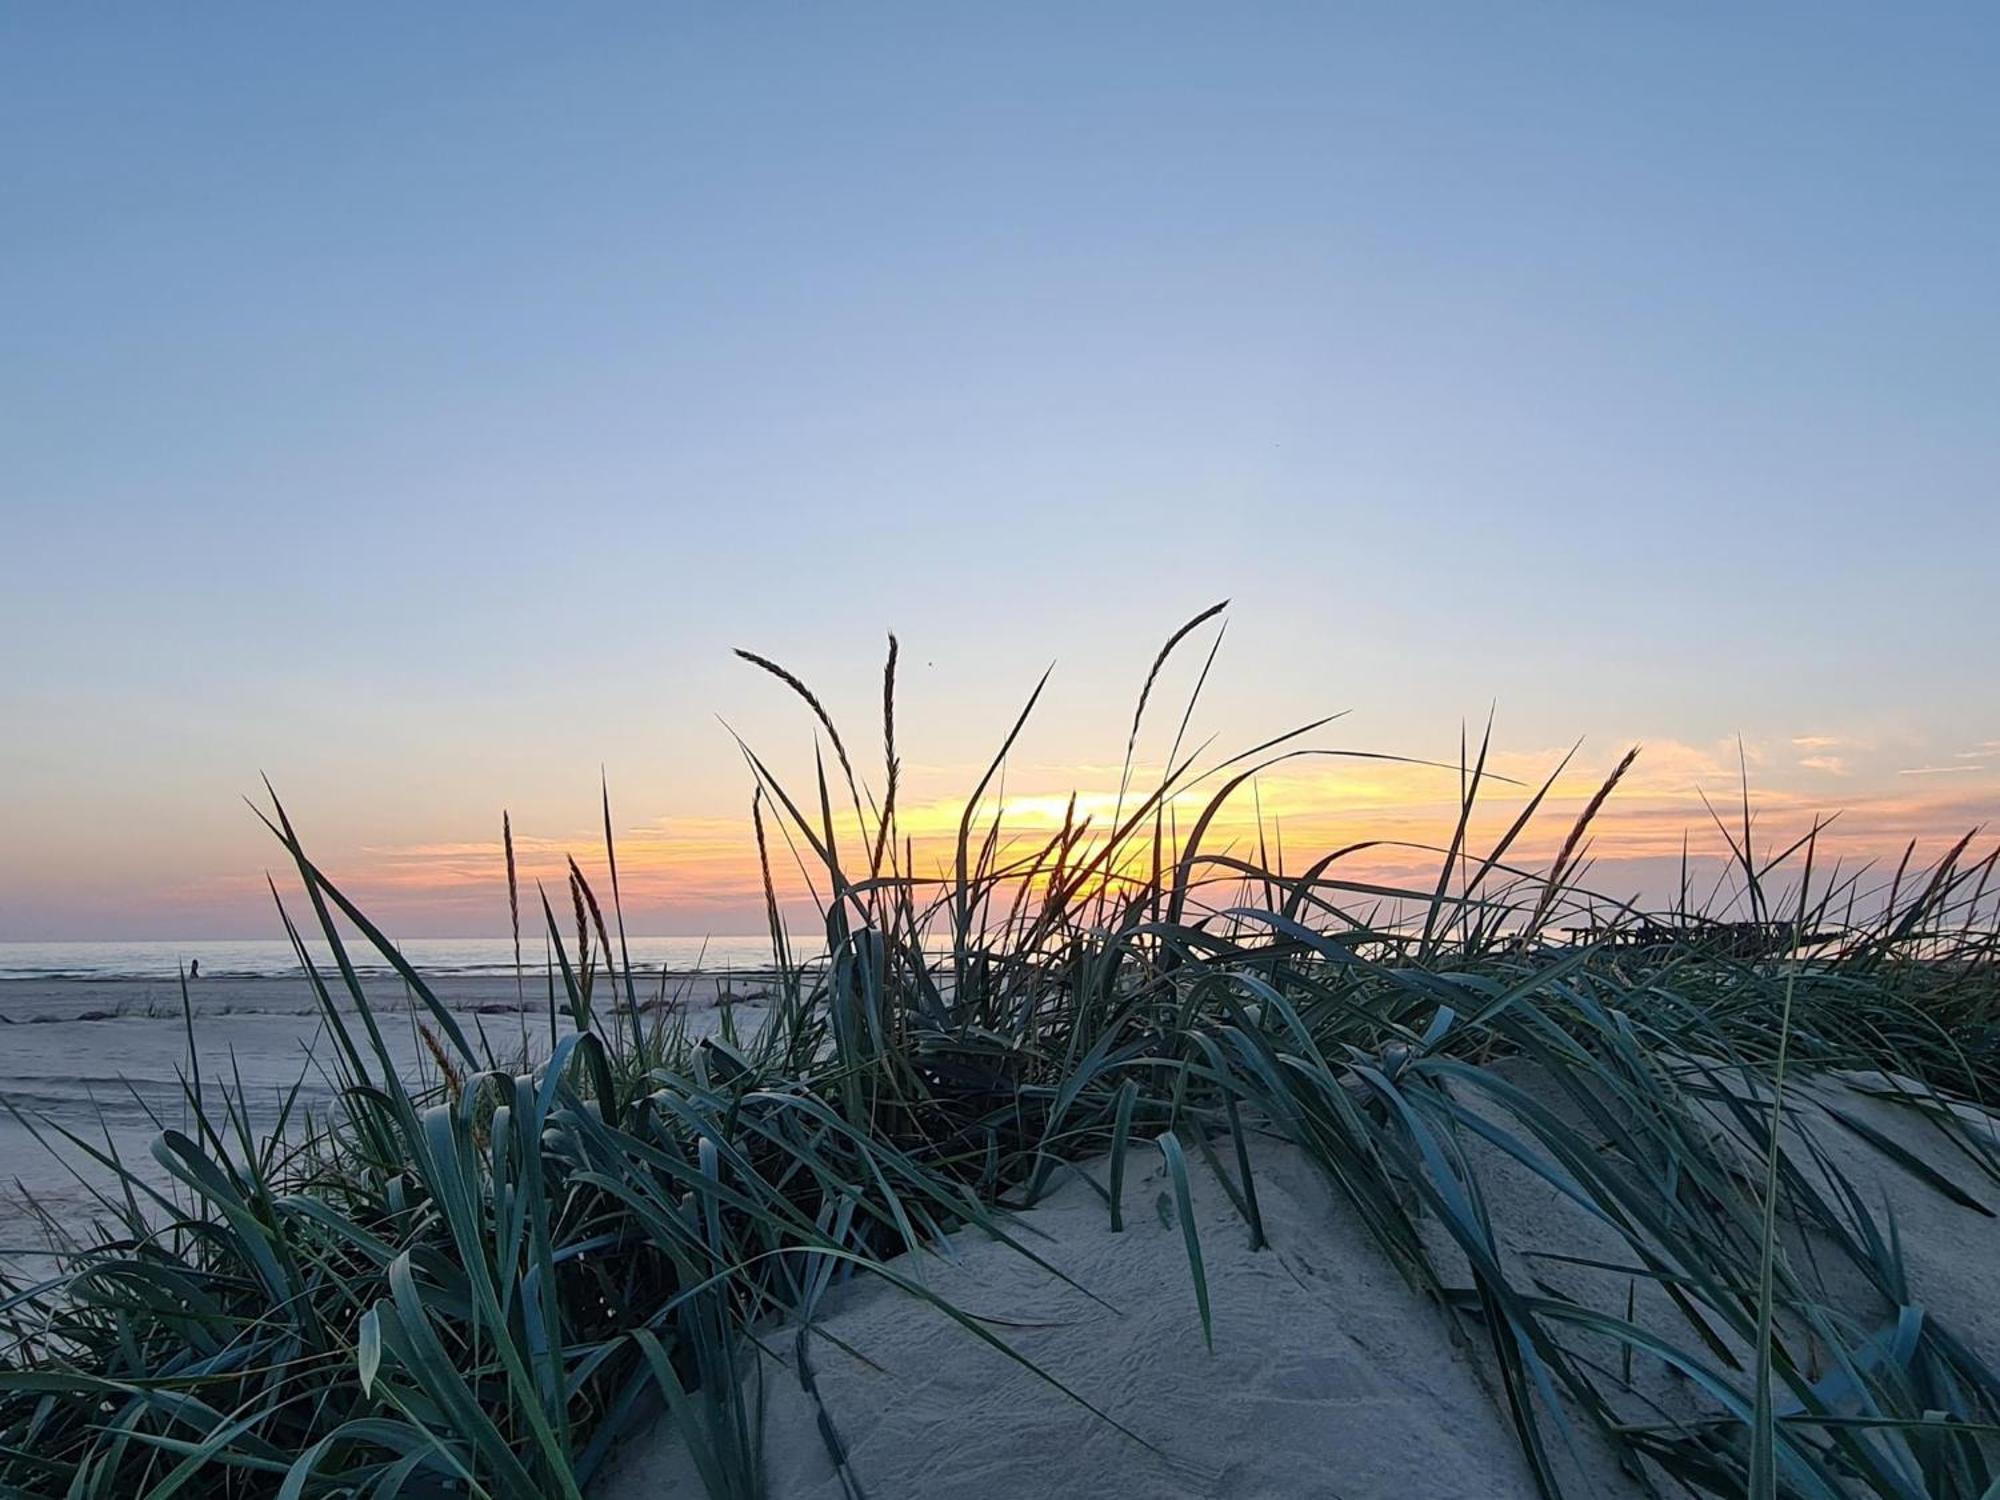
3,4,1996,937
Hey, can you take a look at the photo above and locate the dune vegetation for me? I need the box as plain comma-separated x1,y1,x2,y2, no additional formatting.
3,611,1998,1498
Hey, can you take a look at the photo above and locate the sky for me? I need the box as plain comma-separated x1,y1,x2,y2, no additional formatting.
2,4,1996,940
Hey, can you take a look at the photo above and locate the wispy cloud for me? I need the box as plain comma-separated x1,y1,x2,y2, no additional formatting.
147,734,1997,936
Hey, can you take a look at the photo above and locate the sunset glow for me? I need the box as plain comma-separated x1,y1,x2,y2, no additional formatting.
203,725,1996,941
3,8,1994,941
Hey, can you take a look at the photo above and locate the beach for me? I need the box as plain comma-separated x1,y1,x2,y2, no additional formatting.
0,965,774,1262
596,1067,2000,1499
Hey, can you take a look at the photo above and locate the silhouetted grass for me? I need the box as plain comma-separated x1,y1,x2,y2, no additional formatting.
1,609,1996,1497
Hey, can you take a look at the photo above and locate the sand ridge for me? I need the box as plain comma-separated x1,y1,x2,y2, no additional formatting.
597,1069,2000,1500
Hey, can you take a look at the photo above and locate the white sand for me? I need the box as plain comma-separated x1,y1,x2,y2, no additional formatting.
599,1133,1642,1498
0,973,768,1267
597,1065,2000,1500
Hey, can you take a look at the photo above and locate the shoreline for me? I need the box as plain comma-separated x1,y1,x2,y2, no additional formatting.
0,968,787,1024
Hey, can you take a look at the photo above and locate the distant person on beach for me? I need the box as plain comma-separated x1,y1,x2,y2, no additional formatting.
187,959,199,979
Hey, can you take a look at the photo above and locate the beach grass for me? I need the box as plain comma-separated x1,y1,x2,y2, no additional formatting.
2,612,1998,1498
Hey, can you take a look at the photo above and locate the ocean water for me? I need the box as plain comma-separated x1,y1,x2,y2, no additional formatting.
0,935,778,981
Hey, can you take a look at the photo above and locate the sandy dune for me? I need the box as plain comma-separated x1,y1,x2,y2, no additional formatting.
597,1069,2000,1500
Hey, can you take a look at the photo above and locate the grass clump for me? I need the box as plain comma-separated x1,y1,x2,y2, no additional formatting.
1,608,1998,1498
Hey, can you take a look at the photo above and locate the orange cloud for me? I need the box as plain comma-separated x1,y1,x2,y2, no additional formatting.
215,735,1994,937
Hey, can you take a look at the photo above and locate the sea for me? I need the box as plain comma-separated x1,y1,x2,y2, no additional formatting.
0,935,779,984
